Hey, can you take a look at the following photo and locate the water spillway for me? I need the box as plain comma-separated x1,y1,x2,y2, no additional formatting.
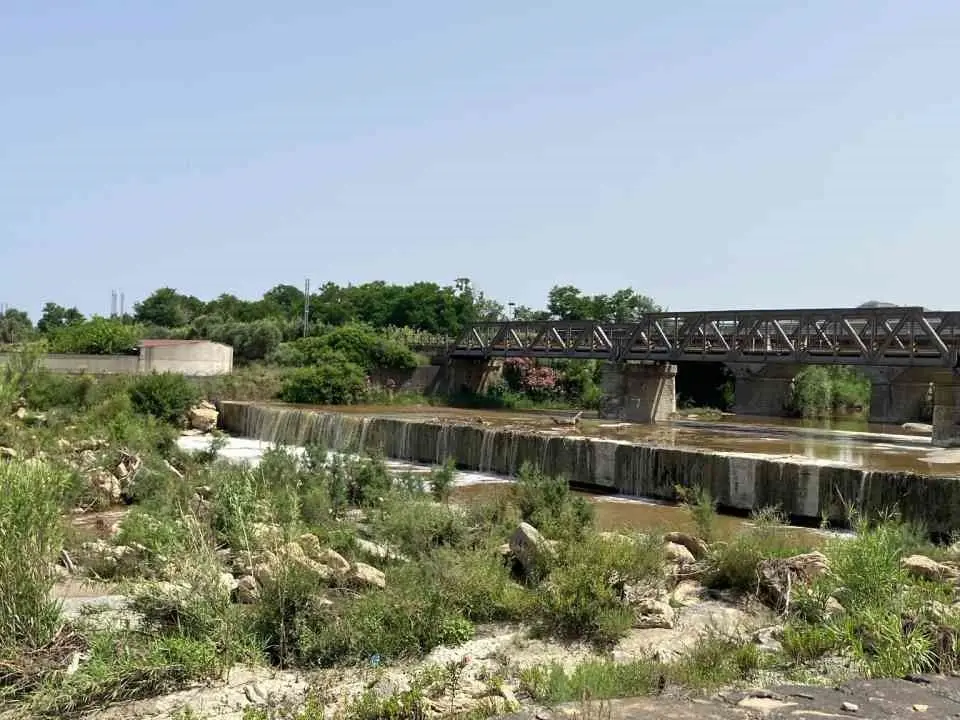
218,402,960,533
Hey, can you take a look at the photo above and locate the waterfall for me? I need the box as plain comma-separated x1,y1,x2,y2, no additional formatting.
217,402,948,532
479,429,496,473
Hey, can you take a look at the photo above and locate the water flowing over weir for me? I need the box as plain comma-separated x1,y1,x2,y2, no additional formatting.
219,402,960,533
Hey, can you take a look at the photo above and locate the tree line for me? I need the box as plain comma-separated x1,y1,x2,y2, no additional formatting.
0,280,662,361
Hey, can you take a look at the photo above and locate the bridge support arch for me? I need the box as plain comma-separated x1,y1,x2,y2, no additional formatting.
862,367,934,425
933,375,960,447
726,363,800,417
442,358,503,396
599,361,676,423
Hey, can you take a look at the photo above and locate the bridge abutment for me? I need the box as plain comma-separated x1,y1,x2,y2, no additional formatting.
726,363,799,417
599,361,676,423
932,376,960,447
443,358,503,396
863,367,934,425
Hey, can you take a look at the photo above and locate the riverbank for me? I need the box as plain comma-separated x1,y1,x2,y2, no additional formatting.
219,401,960,533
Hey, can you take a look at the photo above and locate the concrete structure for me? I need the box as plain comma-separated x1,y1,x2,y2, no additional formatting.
447,307,960,446
138,339,233,376
863,366,934,425
727,363,800,417
0,339,233,376
599,361,676,422
442,358,503,396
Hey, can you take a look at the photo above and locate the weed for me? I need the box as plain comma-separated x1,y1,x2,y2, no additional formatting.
0,460,68,649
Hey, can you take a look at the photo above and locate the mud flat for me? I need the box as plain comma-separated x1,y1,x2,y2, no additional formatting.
219,402,960,533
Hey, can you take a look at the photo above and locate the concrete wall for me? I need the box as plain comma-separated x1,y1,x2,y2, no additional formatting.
0,341,233,376
139,342,233,376
369,365,442,392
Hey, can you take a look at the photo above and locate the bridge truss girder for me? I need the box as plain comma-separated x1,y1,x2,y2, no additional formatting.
450,307,960,368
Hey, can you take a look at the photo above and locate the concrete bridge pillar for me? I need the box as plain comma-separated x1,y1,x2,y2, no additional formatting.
443,358,503,396
862,367,933,425
932,375,960,448
599,361,676,423
726,363,799,417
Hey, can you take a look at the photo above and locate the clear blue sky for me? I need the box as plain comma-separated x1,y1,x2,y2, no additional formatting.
3,1,959,318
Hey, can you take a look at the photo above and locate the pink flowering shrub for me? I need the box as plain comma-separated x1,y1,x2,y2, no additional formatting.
503,358,559,400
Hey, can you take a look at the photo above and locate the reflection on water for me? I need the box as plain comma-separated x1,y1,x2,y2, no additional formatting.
261,402,960,477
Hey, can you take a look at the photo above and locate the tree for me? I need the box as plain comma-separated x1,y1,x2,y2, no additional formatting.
134,288,203,328
37,303,84,334
547,285,660,322
261,284,305,320
0,308,33,344
48,317,142,354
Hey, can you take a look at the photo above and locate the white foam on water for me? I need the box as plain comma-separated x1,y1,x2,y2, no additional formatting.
176,434,511,489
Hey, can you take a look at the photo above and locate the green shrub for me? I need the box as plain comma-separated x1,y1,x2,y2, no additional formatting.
48,317,143,355
512,463,593,540
278,356,368,405
535,533,664,647
0,460,68,648
128,373,199,424
23,372,96,411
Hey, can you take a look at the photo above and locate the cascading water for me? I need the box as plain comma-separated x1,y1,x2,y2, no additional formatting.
218,402,959,532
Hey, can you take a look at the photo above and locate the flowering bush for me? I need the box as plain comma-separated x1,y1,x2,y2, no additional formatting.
503,358,559,400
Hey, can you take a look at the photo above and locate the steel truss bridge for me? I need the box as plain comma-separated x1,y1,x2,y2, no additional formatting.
449,307,960,368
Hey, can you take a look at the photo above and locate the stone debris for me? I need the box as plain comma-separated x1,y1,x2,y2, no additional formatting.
509,522,554,576
187,401,219,432
631,598,676,629
663,541,696,566
757,551,830,611
663,531,709,560
350,561,387,589
902,554,960,583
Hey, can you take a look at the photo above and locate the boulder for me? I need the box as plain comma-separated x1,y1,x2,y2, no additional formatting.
0,446,17,460
279,542,333,582
249,522,283,549
757,551,830,611
187,402,219,432
350,562,387,589
902,555,960,583
355,538,404,561
236,575,260,604
663,531,709,560
317,548,351,574
297,533,324,561
218,572,239,596
91,468,122,504
664,542,696,566
632,598,676,629
509,522,554,576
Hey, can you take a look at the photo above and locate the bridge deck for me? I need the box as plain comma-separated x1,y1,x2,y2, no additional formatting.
448,307,960,367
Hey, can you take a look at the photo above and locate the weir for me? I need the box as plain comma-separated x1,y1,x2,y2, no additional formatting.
219,402,960,533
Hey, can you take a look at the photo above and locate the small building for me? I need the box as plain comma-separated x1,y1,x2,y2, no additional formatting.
137,339,234,376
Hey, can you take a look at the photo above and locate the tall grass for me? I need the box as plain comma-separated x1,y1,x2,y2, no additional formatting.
0,460,68,648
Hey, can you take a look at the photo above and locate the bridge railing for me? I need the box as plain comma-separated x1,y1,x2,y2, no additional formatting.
448,307,960,367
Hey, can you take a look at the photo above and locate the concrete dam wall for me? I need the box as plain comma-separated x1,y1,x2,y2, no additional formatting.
218,402,960,533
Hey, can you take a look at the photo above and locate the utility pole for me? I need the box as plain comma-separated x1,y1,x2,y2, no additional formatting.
303,278,310,338
119,292,125,318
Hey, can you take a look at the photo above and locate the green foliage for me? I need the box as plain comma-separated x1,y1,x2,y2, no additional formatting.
0,307,35,344
278,357,368,405
0,460,68,649
512,463,594,540
790,365,871,418
48,317,143,355
534,533,664,647
22,371,97,411
275,323,418,372
128,373,199,424
36,303,84,334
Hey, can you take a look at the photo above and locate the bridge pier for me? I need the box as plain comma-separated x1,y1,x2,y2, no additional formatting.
726,363,799,417
933,375,960,447
862,367,934,425
599,361,676,423
443,358,503,396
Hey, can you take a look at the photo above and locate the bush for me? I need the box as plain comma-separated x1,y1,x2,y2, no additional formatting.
278,356,368,405
22,371,96,411
281,324,418,372
512,463,593,540
48,317,143,355
535,533,664,647
0,460,68,648
128,373,199,424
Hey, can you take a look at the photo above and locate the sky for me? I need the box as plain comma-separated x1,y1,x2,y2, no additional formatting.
3,1,959,319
